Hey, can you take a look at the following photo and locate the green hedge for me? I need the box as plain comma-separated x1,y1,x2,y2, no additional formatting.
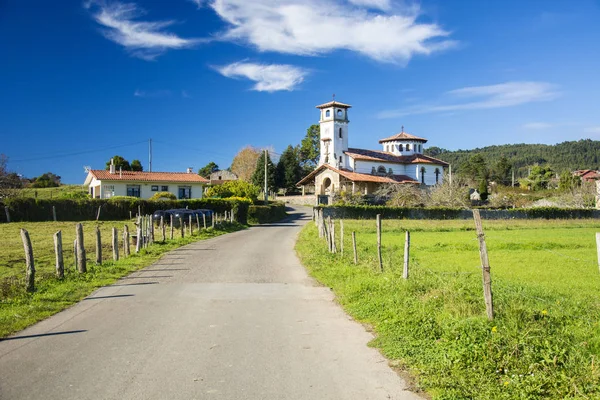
248,202,287,224
0,197,251,224
318,205,600,220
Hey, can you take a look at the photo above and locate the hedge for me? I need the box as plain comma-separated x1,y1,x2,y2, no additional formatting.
248,202,287,224
0,197,251,224
318,205,600,220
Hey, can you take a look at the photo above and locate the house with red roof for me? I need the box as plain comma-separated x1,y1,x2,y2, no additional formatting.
84,163,209,200
297,100,448,200
573,169,600,183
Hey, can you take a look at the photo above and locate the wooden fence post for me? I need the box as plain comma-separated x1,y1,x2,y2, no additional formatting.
189,215,193,236
161,216,165,242
150,216,155,243
376,214,383,272
596,233,600,273
170,214,174,240
180,217,184,238
473,209,494,321
203,213,207,229
123,225,130,257
96,205,102,221
20,229,35,292
95,226,102,265
352,231,358,265
330,218,337,253
54,230,64,279
74,239,78,269
52,205,57,222
76,223,86,273
196,214,200,233
340,220,344,256
4,206,10,223
136,216,142,253
211,213,215,228
112,227,119,261
230,209,234,223
403,231,410,279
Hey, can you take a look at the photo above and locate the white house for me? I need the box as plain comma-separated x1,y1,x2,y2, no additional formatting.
84,164,209,200
297,100,448,199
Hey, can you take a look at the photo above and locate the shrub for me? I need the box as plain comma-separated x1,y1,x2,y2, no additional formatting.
149,192,177,201
248,202,286,224
206,180,260,202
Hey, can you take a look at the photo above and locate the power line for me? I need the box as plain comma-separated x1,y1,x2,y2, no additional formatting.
11,140,148,162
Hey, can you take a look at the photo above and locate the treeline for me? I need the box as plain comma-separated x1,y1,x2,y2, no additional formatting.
426,139,600,177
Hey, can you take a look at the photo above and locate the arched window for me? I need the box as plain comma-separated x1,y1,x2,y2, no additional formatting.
339,128,342,138
399,144,403,151
406,144,411,151
325,110,331,117
435,168,441,184
420,167,426,184
337,109,343,117
339,156,342,164
377,166,386,174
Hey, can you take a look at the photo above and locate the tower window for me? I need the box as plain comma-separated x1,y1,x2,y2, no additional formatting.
420,167,426,184
339,156,342,164
339,128,342,138
325,110,331,117
399,144,403,151
406,144,411,151
337,109,343,117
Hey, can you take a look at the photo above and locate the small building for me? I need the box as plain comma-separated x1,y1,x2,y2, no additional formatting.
297,99,448,201
209,170,238,185
84,165,209,200
574,169,600,183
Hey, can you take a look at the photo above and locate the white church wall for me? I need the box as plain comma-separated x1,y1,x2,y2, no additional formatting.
353,160,410,177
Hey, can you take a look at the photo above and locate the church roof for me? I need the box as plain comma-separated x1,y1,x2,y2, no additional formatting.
315,100,352,109
345,148,449,166
379,131,427,143
297,164,418,186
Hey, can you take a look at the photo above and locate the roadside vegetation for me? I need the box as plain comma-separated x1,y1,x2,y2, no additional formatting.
0,220,244,337
296,218,600,399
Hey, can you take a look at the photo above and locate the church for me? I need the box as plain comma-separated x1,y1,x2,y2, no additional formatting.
297,100,449,202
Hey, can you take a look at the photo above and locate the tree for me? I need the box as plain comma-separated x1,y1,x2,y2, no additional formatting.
519,165,555,190
558,171,581,191
198,161,219,178
106,155,130,171
0,154,22,198
252,151,277,192
491,156,512,185
31,172,61,188
276,145,302,193
231,146,261,182
130,159,143,171
459,154,489,183
299,124,320,173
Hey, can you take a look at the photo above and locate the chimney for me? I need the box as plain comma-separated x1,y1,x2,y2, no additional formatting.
119,166,122,178
109,158,115,174
187,167,193,174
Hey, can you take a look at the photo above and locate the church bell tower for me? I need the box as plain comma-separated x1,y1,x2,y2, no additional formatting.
316,98,351,169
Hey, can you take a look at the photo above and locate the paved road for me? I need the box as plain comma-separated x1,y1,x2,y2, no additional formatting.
0,206,422,400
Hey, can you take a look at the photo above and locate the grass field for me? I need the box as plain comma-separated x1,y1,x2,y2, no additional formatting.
17,185,89,199
296,218,600,399
0,220,244,337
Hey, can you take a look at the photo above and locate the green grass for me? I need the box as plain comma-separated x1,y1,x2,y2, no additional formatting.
17,185,88,199
0,220,245,337
296,218,600,399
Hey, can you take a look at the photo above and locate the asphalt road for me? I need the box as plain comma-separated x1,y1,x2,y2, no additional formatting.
0,206,422,400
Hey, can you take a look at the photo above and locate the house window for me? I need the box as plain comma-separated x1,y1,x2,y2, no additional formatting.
161,185,168,191
435,168,441,184
339,128,342,138
325,110,331,117
151,185,158,191
406,144,411,151
103,185,115,199
399,144,403,151
126,185,141,197
420,167,426,184
178,186,192,199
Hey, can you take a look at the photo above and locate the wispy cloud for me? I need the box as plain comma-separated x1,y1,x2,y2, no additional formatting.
378,81,560,118
85,1,199,60
188,0,205,8
207,0,456,64
133,89,172,98
215,62,308,92
522,122,553,130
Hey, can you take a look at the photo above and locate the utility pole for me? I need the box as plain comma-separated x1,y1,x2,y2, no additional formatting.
149,138,153,172
264,149,268,204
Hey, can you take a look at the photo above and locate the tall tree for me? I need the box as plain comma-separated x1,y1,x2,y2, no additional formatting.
252,151,277,192
231,146,261,182
130,159,143,171
198,161,219,178
31,172,61,188
299,124,320,173
106,155,130,171
276,145,302,192
459,154,489,183
491,156,512,185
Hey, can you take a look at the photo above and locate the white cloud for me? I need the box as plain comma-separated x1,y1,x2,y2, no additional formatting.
86,1,199,60
207,0,455,64
378,81,560,118
188,0,205,8
522,122,553,130
215,62,308,92
134,89,172,97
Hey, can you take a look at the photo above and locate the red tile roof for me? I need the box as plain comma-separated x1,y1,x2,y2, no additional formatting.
297,164,418,186
379,132,427,143
574,170,600,181
89,170,209,183
345,148,449,166
315,100,352,109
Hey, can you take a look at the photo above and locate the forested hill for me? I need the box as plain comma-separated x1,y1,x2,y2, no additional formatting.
424,139,600,177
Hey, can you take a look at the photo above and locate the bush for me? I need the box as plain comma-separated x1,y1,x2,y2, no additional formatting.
149,192,177,201
206,181,259,202
248,202,286,224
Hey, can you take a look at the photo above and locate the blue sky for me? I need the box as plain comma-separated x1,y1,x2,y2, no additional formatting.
2,0,600,183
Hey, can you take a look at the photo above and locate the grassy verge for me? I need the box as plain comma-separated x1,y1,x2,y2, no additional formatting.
0,220,245,337
296,219,600,399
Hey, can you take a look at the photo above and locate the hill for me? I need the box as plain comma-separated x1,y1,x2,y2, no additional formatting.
425,139,600,178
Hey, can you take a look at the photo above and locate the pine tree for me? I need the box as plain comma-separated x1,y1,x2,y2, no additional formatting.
252,151,277,192
276,145,302,192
